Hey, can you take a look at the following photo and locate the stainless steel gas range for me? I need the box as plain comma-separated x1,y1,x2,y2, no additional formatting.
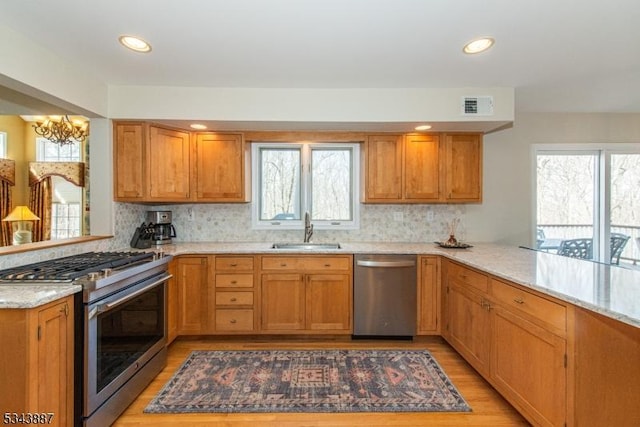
0,251,173,427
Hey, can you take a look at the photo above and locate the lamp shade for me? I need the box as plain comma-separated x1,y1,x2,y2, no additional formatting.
2,206,40,222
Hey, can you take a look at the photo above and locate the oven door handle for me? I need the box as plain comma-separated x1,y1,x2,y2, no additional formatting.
90,274,173,319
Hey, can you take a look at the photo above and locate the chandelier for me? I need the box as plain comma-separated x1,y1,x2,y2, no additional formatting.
33,115,89,145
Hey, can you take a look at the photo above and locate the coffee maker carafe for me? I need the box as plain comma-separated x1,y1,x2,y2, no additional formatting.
146,210,176,245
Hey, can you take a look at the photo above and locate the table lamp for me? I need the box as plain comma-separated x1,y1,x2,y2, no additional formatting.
2,206,40,245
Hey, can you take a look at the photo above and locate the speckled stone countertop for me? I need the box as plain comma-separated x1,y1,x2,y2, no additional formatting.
1,242,638,329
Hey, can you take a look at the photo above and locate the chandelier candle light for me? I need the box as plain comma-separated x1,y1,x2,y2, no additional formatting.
33,115,89,145
2,206,40,245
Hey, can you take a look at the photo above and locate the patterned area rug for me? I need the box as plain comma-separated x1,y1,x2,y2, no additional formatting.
144,349,471,413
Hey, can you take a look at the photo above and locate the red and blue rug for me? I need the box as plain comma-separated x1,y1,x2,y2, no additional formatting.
144,349,471,413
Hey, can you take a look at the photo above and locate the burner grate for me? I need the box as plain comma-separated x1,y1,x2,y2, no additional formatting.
0,251,155,282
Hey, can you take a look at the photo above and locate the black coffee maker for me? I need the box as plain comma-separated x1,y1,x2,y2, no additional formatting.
146,210,176,245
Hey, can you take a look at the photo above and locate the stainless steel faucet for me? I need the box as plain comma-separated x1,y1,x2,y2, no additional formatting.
304,211,313,242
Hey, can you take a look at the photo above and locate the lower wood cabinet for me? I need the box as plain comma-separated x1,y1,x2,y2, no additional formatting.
0,296,74,427
443,260,568,427
260,255,353,334
176,255,210,334
417,256,441,335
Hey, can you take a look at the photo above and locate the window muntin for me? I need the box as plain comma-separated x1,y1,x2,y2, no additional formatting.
252,142,359,230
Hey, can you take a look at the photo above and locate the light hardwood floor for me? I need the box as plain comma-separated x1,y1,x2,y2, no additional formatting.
113,337,530,427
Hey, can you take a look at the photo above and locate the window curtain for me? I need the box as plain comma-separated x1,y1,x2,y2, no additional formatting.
28,162,85,242
0,159,16,246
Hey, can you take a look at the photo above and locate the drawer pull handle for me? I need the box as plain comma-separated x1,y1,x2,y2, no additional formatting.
324,264,331,267
230,319,237,324
230,263,238,267
460,274,468,280
514,298,525,304
230,280,237,284
280,263,287,267
230,298,237,302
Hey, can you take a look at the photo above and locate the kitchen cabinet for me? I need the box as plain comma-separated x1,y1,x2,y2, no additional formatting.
148,125,191,201
194,133,247,201
260,255,353,333
364,132,482,203
176,255,211,334
213,256,257,332
443,260,568,427
113,121,248,203
417,255,441,335
114,122,145,200
166,259,179,344
573,307,640,427
0,296,74,427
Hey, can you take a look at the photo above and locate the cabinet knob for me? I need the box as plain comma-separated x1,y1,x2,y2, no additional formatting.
513,298,525,304
230,319,237,324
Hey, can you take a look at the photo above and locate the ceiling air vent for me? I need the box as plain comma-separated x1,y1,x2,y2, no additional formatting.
462,96,494,116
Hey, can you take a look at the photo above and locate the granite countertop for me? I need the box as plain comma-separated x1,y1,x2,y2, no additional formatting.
1,241,638,329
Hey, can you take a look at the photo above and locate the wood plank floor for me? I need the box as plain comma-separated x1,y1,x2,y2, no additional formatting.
113,337,530,426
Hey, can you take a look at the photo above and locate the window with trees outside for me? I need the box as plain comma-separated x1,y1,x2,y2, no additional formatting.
535,144,640,267
252,142,360,230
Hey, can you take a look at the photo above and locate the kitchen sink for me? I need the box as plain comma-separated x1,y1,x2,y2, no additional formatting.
271,243,341,250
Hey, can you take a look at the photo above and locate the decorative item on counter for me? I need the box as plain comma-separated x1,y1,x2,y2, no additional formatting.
435,218,472,249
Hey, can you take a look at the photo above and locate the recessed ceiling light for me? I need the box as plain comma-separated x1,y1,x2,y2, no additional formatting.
463,37,495,54
118,35,152,53
415,125,432,131
190,123,207,130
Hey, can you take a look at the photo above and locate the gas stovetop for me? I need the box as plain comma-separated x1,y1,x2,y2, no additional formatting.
0,251,157,282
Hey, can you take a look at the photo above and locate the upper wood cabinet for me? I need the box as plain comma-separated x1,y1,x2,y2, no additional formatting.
113,121,248,203
364,132,482,203
194,133,246,201
114,123,145,200
148,126,191,201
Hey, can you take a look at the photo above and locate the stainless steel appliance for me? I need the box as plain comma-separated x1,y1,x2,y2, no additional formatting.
146,210,176,245
353,254,417,338
0,251,173,427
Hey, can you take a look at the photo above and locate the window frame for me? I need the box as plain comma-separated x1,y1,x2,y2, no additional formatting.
251,141,360,230
532,143,640,264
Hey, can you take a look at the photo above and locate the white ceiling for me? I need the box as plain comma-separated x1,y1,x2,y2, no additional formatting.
1,0,639,113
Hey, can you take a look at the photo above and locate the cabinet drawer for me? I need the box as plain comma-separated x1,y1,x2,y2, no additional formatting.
216,291,254,306
261,256,351,271
490,279,566,332
215,309,254,331
215,256,254,271
447,262,488,293
215,274,254,288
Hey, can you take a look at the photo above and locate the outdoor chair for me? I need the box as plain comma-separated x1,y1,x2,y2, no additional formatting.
610,233,630,265
557,238,593,260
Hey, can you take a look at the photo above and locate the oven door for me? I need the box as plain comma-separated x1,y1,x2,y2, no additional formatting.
84,272,169,418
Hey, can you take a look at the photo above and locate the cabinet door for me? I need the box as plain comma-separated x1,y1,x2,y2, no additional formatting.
166,260,179,344
261,273,305,330
148,126,191,200
114,123,145,200
177,257,209,334
492,306,566,427
36,297,73,427
446,283,491,376
417,256,440,334
195,133,245,201
443,133,482,202
365,135,403,201
404,134,440,200
306,274,352,332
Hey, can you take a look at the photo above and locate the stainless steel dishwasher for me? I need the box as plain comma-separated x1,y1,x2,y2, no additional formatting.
353,254,417,338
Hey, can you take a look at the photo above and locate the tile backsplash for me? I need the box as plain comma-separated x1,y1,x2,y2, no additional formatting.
147,203,468,244
0,202,467,269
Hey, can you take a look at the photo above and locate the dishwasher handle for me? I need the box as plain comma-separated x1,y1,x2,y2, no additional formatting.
356,259,416,268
